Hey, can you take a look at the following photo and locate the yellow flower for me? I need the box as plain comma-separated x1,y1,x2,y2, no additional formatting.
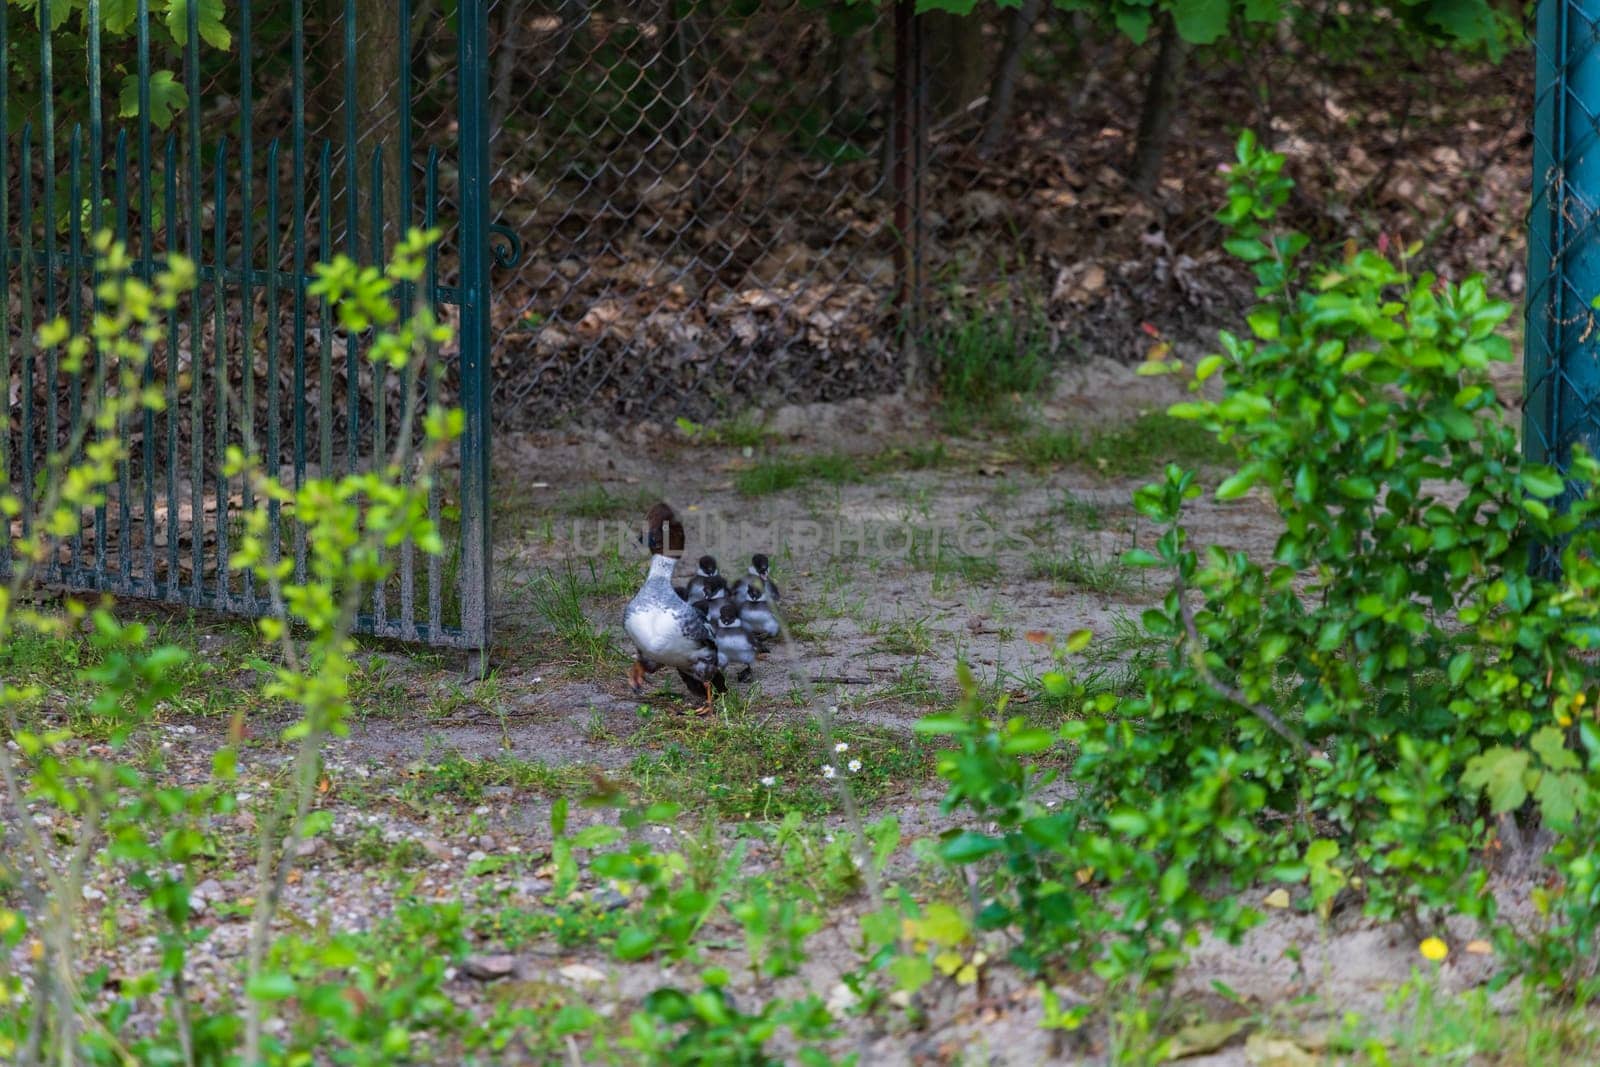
1419,937,1449,962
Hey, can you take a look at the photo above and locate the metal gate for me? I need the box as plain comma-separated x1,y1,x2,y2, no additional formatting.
1527,0,1600,477
0,0,494,651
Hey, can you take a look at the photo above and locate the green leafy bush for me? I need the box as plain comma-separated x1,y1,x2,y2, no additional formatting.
0,229,463,1065
923,131,1600,1011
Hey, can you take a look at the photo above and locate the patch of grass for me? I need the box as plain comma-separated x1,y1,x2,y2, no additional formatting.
929,299,1054,433
1019,411,1233,477
398,747,594,808
474,901,630,953
524,564,630,676
867,615,935,657
880,661,943,706
626,708,932,818
735,443,952,497
699,411,775,449
348,655,412,717
1055,490,1110,531
559,485,657,519
1335,978,1600,1066
905,530,1003,590
1030,545,1138,596
735,452,865,495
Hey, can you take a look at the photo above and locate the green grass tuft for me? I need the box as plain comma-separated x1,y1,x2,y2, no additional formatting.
1019,411,1233,477
930,300,1054,432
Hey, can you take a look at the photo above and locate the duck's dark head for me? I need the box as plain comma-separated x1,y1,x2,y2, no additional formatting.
750,552,770,577
717,601,743,627
701,574,728,599
642,502,685,558
698,554,718,577
741,576,766,603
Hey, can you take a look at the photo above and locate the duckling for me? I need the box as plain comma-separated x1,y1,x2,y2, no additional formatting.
624,503,725,713
731,552,780,603
749,552,780,603
712,600,756,682
688,574,728,619
738,575,781,651
684,556,720,601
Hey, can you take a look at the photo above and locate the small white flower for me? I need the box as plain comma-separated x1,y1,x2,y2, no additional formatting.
822,764,837,780
759,776,777,788
848,759,861,773
834,742,849,753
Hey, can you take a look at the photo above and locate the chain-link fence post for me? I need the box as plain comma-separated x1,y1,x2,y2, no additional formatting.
892,0,925,394
1526,0,1600,474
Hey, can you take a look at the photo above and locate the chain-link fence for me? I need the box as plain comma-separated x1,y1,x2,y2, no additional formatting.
484,0,909,424
1525,0,1600,474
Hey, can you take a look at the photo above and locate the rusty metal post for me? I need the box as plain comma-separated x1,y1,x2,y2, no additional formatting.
892,0,924,394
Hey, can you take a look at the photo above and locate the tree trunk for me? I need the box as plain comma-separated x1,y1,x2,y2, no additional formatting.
978,0,1042,158
1129,12,1190,195
490,0,527,136
356,0,402,259
826,23,873,133
924,10,987,121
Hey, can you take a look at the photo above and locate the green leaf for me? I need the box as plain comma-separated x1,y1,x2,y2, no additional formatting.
246,973,296,1002
1215,466,1260,501
1222,237,1268,263
1534,772,1586,829
1531,726,1581,772
118,70,189,130
1461,748,1531,814
1246,308,1280,340
1002,728,1056,755
1106,808,1150,836
1172,0,1229,43
1159,863,1190,904
940,831,1003,863
165,0,232,50
614,927,658,961
1113,6,1153,42
1520,467,1565,500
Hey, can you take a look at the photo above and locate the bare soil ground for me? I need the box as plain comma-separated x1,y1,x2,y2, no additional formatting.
7,350,1569,1065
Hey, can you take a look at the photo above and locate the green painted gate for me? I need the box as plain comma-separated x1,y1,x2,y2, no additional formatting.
0,0,497,652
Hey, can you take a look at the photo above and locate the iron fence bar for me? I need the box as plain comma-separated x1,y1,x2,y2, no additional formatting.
398,0,418,642
41,2,59,582
214,138,231,609
318,141,334,486
459,0,493,661
344,0,361,476
0,0,9,575
187,0,204,606
68,127,85,578
371,146,387,629
164,134,180,601
292,0,309,586
267,137,284,575
19,125,35,542
425,147,443,638
240,0,257,609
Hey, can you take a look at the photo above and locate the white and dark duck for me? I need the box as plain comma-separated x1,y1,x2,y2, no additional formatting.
711,600,757,682
624,503,725,713
738,576,781,651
